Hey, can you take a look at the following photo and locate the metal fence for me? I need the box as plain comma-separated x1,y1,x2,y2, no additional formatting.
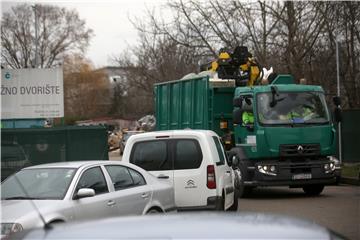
1,126,109,180
341,110,360,163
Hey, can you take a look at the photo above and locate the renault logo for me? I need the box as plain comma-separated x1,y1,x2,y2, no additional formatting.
297,145,304,154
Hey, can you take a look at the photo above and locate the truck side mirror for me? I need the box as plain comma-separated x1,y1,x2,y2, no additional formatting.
233,109,242,124
334,107,342,123
231,155,239,167
333,96,341,106
233,97,243,108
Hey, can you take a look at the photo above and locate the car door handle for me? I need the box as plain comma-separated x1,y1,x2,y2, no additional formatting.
107,200,116,206
141,193,150,199
226,170,231,174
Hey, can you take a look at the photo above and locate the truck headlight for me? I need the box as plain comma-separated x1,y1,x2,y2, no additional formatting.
325,156,340,173
324,164,330,171
257,164,277,176
1,223,23,236
324,162,336,173
327,156,341,170
330,162,335,170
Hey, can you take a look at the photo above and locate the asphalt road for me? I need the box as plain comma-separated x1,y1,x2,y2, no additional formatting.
237,185,360,240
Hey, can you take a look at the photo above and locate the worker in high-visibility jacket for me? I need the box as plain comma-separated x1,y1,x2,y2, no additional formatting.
242,111,254,126
241,96,255,126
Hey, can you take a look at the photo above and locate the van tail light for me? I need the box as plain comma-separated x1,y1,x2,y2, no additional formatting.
207,165,216,189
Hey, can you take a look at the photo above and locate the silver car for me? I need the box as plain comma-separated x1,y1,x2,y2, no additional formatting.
12,213,346,240
1,161,175,238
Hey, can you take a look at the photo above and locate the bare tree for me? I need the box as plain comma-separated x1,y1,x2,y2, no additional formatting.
335,1,360,108
307,1,360,108
119,0,359,111
135,1,284,65
1,3,93,69
111,33,199,118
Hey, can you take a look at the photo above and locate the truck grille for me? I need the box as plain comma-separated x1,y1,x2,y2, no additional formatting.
280,144,320,157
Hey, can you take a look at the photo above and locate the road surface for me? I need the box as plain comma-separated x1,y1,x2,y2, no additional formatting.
237,185,359,240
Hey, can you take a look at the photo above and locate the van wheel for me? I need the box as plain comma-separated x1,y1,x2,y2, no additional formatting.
216,193,225,211
228,189,239,211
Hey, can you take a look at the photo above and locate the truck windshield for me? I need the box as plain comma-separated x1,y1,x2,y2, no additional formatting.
257,92,330,125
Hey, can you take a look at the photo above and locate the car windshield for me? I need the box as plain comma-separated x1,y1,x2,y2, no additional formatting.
1,168,76,200
257,92,330,125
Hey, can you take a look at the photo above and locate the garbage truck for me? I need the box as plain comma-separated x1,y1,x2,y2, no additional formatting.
154,46,341,197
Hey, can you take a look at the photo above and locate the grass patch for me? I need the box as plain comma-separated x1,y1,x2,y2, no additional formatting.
341,163,360,179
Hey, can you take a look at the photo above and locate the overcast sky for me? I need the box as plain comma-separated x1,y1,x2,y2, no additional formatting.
1,0,168,68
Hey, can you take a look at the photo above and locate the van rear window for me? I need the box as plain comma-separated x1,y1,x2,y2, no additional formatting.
174,140,202,170
130,140,170,171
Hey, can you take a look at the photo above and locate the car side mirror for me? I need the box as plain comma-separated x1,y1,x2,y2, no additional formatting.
75,188,95,199
334,107,342,123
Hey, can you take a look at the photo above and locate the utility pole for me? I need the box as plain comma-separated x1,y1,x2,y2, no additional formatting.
336,40,342,164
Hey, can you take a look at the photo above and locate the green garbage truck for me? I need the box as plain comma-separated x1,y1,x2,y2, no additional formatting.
154,46,341,197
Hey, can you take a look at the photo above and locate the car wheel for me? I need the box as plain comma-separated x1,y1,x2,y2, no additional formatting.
302,185,324,196
146,208,161,214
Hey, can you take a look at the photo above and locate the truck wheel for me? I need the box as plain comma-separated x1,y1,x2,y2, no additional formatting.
229,148,252,198
234,167,244,197
302,185,324,196
228,189,239,211
237,163,253,198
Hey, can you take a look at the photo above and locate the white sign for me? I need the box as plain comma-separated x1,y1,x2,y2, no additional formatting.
1,68,64,119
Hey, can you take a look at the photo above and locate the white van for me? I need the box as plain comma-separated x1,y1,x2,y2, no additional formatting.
122,130,238,211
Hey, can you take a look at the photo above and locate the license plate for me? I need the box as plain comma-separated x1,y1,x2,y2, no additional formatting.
292,173,312,180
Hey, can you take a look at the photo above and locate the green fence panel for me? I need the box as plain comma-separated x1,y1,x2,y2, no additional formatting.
66,127,109,161
341,110,360,163
1,126,109,180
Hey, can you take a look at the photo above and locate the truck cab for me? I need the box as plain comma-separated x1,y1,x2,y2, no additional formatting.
231,75,338,196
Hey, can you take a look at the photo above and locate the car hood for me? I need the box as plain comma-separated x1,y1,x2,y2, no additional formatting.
1,200,65,225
